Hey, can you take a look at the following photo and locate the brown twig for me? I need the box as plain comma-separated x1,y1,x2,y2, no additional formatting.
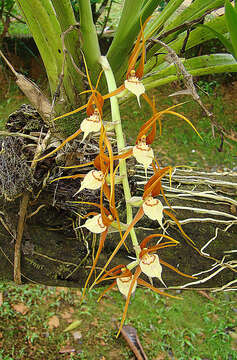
151,38,213,119
14,131,51,284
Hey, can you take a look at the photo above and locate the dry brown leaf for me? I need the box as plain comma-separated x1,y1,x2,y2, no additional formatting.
0,293,3,306
12,303,29,315
61,311,73,320
59,346,76,354
0,332,3,339
197,290,214,301
48,315,60,330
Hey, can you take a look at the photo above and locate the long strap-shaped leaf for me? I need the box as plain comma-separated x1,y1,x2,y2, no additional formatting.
225,0,237,60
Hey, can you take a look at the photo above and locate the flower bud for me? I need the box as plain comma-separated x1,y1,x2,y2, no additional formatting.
80,110,101,142
125,71,145,107
83,214,106,234
142,196,164,230
117,275,137,298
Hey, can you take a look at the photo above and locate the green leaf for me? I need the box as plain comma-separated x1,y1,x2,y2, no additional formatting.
143,54,237,90
145,0,225,63
199,24,234,55
225,0,237,60
63,320,82,332
145,15,228,74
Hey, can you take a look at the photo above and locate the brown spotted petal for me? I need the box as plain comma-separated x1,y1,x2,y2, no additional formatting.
142,197,164,229
83,214,106,234
76,170,104,194
80,112,101,141
124,76,145,107
117,275,137,298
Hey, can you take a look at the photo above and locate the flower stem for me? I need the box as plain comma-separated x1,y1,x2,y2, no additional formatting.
99,56,140,257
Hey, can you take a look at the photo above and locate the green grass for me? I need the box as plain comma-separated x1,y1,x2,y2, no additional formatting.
0,283,236,359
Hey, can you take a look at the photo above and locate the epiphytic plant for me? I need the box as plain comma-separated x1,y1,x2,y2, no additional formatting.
37,17,202,335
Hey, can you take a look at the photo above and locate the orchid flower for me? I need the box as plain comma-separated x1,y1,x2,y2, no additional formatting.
132,135,154,177
91,164,198,288
37,57,104,162
96,233,196,336
103,17,150,106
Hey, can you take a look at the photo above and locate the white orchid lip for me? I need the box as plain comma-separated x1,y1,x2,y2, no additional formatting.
80,110,101,141
133,138,154,174
140,253,166,286
76,170,104,195
116,275,137,298
142,196,164,229
124,70,145,107
83,214,106,234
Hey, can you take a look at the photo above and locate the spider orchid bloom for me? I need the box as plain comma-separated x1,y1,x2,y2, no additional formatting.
116,269,137,298
75,169,104,195
103,17,150,106
139,252,164,283
80,206,114,302
142,196,164,230
96,266,137,300
80,108,102,142
136,102,202,145
123,16,149,107
141,166,173,229
124,70,145,107
36,56,105,162
138,234,197,285
96,261,181,337
133,135,154,176
82,213,107,234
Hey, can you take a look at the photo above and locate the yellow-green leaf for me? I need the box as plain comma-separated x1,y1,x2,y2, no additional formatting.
63,320,82,332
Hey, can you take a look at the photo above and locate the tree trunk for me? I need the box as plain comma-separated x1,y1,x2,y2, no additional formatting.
0,106,236,290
